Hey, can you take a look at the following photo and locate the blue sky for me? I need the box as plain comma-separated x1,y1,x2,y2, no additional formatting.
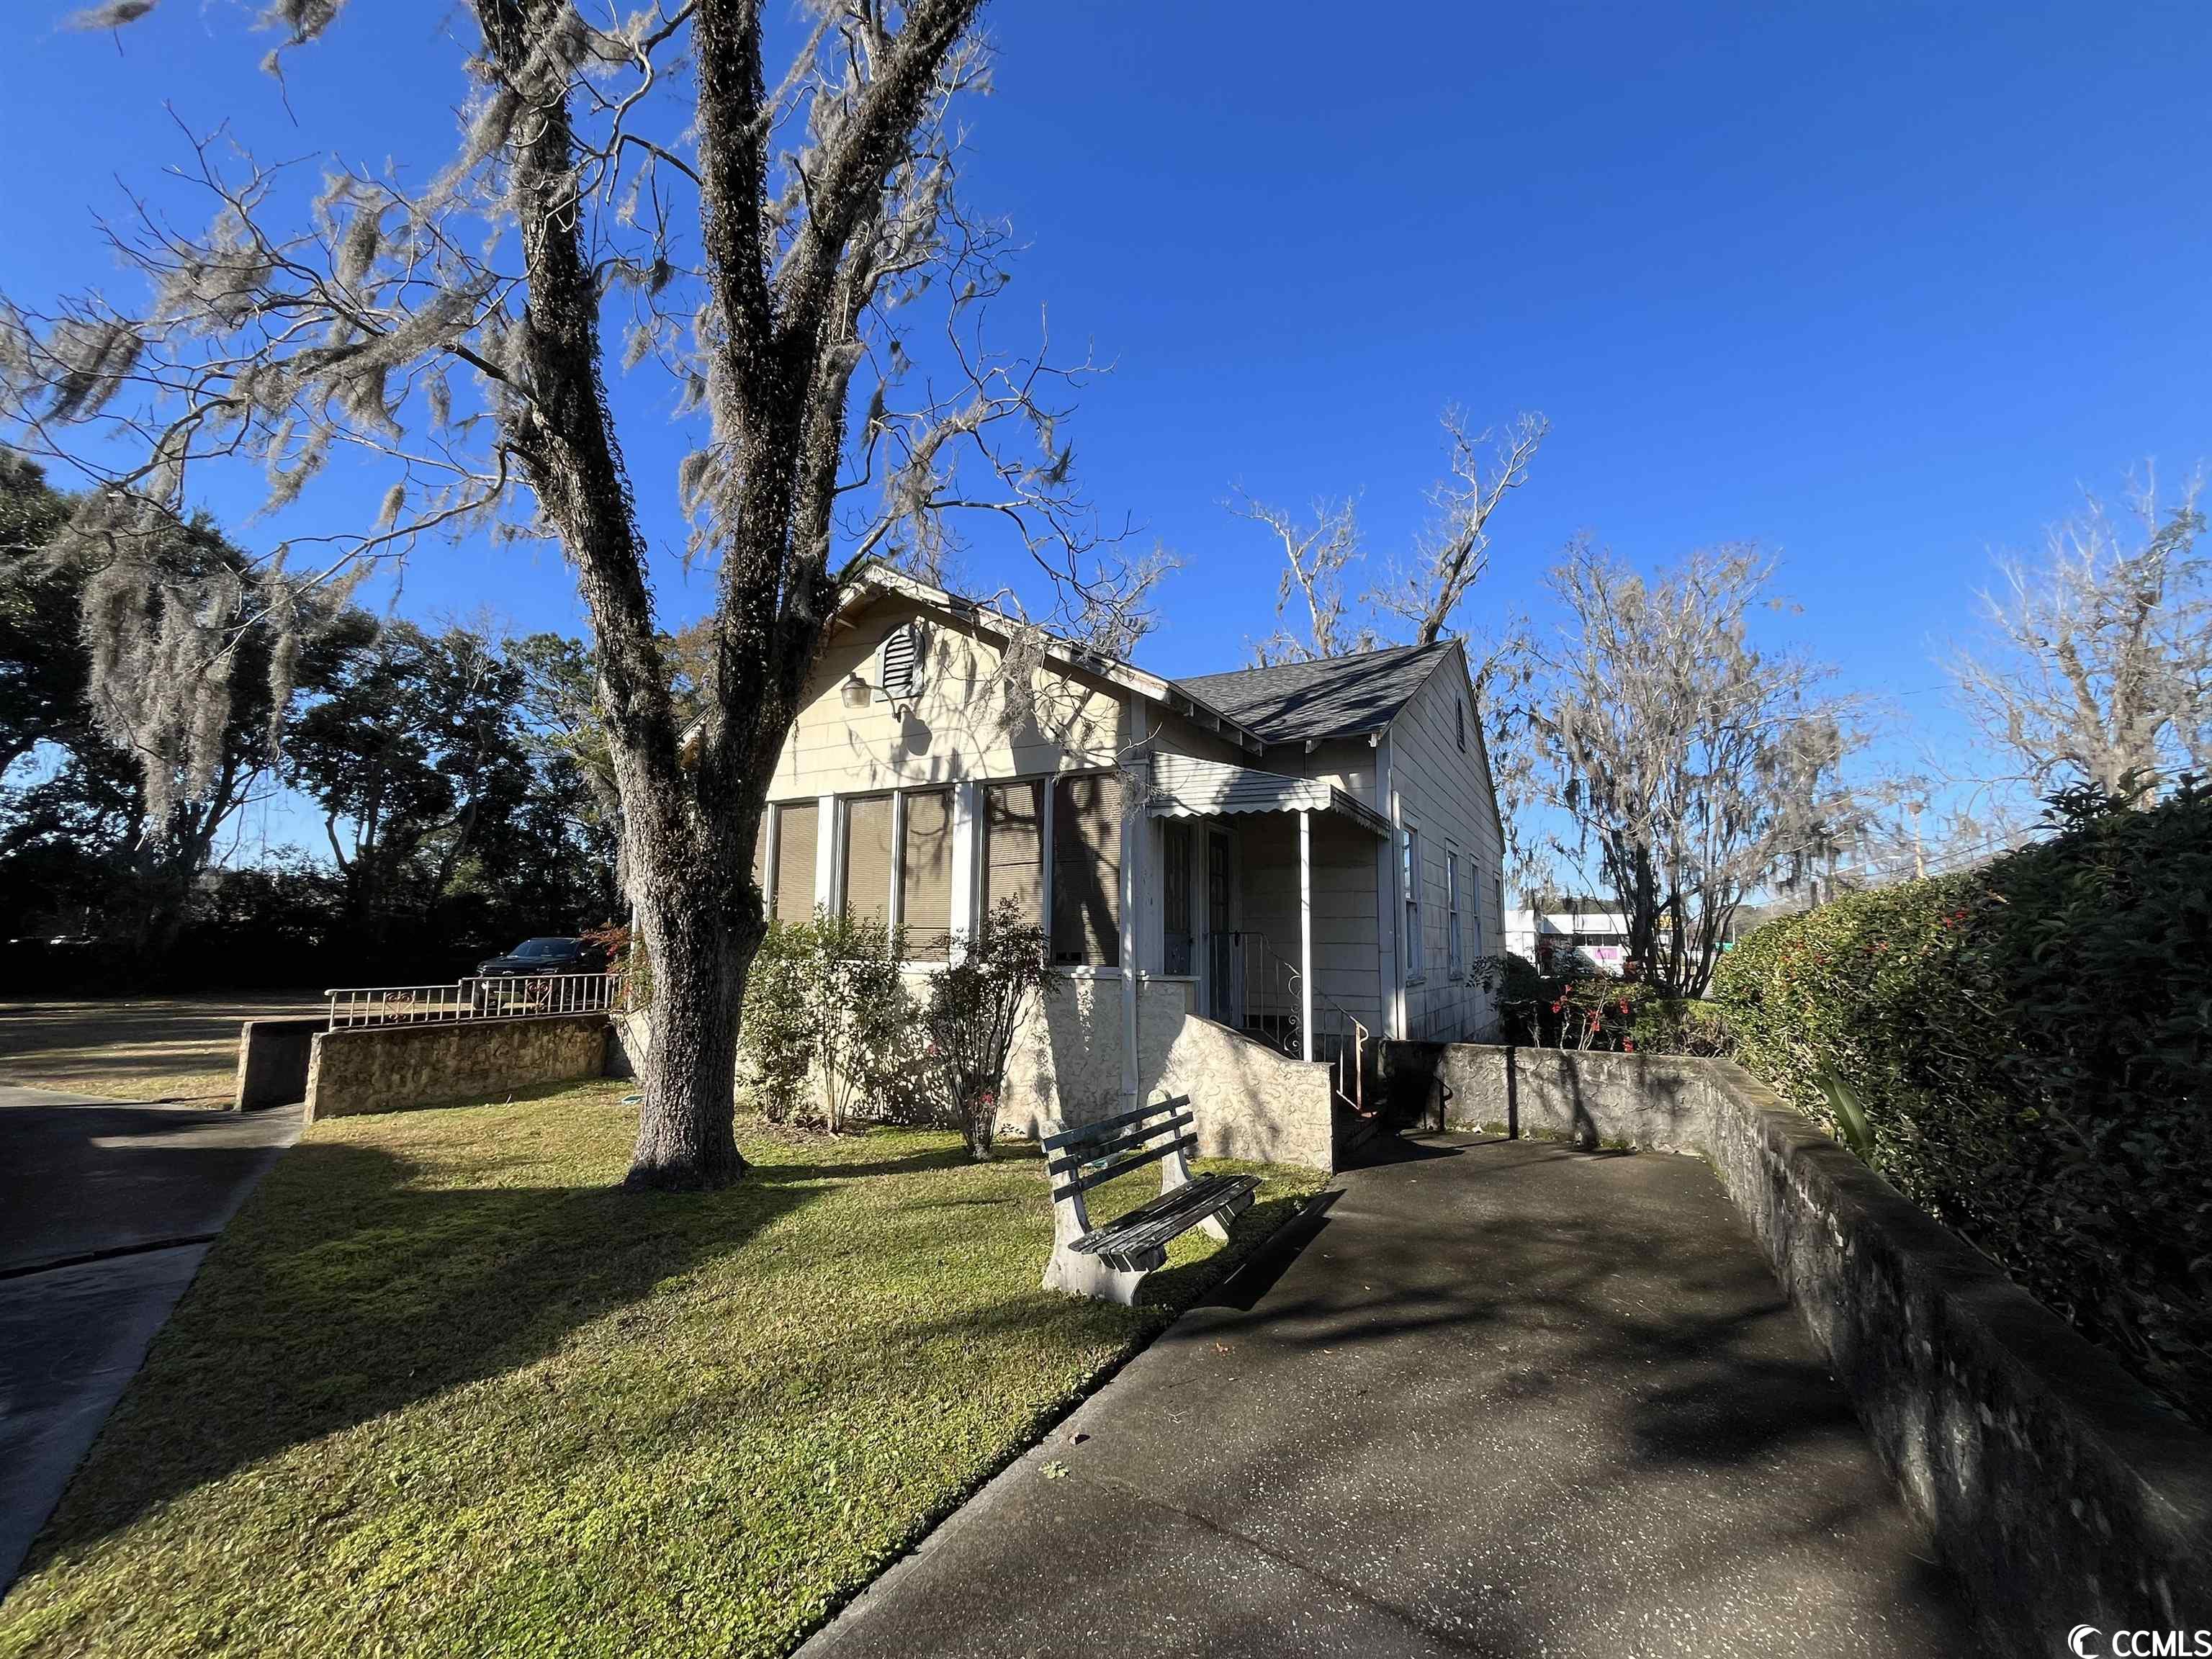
6,2,2211,860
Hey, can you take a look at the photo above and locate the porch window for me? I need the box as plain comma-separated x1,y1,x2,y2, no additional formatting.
899,786,956,961
841,796,894,927
1447,851,1464,980
982,779,1046,932
771,801,818,922
1402,822,1424,981
1161,818,1194,976
1051,771,1123,967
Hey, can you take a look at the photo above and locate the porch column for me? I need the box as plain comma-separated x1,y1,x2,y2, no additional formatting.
1120,700,1149,1105
1298,809,1315,1063
948,780,979,949
814,793,838,913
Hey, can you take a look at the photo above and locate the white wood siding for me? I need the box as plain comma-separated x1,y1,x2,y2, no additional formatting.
1234,811,1384,1031
1384,649,1506,1040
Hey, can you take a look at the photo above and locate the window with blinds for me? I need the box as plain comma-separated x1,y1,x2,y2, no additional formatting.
878,622,920,699
899,787,955,961
982,780,1045,932
842,796,894,927
1052,771,1123,967
1402,823,1424,981
773,801,818,922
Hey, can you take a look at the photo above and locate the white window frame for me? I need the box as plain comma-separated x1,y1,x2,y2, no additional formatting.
834,792,899,925
1469,855,1486,965
1446,848,1464,981
1401,819,1424,984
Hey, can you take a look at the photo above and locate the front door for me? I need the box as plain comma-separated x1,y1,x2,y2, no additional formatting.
1205,830,1233,1023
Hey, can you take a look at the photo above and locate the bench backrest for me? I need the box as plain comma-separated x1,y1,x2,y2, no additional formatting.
1041,1097,1196,1203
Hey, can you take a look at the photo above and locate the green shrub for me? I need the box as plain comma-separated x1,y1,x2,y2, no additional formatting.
920,898,1055,1160
739,918,817,1123
1713,781,2212,1428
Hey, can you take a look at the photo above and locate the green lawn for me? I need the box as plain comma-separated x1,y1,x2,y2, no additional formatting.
0,1083,1323,1659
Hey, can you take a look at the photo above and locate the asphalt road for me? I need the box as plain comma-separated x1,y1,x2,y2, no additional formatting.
801,1134,1983,1659
0,1084,300,1594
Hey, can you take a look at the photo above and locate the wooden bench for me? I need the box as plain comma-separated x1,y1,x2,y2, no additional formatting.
1039,1095,1261,1305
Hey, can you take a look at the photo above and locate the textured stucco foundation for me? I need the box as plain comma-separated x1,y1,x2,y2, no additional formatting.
1430,1043,2212,1655
304,1015,612,1121
991,981,1333,1173
1437,1043,1713,1154
1154,1015,1334,1172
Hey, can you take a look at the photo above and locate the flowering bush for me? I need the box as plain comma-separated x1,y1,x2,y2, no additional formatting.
1714,779,2212,1429
1488,955,1726,1056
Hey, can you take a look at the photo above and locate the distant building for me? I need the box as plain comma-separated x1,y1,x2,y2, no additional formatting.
1509,895,1788,978
1506,900,1631,975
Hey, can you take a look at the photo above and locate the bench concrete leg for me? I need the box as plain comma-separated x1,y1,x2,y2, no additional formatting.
1041,1244,1147,1306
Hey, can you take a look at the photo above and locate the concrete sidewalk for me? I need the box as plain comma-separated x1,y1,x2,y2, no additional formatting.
0,1085,300,1593
802,1135,1982,1658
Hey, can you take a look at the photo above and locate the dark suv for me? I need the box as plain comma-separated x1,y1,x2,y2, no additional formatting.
474,936,606,978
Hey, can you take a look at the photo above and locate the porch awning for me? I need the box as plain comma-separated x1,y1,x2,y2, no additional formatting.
1147,753,1393,839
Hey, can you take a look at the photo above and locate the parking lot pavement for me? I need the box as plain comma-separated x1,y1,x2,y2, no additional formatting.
0,1087,300,1593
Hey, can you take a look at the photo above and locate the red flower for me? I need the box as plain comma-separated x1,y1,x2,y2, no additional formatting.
1623,1039,1637,1053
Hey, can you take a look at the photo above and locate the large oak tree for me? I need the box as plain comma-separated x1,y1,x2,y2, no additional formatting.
4,1,1138,1185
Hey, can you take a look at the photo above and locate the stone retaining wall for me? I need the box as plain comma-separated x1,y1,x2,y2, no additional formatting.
1435,1043,2212,1655
304,1015,612,1122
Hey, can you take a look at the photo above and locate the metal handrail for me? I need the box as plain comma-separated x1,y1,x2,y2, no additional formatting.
325,971,624,1030
1234,930,1370,1113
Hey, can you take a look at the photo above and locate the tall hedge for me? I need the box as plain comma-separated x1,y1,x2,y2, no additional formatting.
1713,782,2212,1429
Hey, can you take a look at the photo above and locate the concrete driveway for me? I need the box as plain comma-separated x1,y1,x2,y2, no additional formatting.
802,1135,1982,1658
0,1084,300,1593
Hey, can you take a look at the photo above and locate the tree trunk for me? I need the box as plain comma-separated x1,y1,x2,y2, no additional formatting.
626,856,757,1187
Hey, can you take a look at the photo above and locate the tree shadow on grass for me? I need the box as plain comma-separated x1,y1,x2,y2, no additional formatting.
21,1136,819,1574
759,1142,984,1182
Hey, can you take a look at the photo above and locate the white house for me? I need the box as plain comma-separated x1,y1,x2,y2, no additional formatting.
1506,902,1634,975
749,566,1508,1165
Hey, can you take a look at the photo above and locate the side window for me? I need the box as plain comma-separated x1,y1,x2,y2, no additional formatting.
1456,698,1467,752
840,796,894,927
1051,771,1124,967
1469,857,1486,964
1447,852,1463,980
899,786,956,961
1402,822,1424,981
982,780,1045,933
771,801,818,922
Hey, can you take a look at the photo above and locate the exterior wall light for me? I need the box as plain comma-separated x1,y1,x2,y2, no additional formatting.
842,673,872,709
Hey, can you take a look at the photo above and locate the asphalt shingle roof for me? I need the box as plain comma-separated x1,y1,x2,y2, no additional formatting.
1175,640,1456,745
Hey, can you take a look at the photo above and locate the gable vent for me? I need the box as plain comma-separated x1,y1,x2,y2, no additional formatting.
879,623,921,700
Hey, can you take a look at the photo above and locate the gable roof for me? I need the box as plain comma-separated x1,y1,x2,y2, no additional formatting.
1172,640,1458,745
837,565,1267,754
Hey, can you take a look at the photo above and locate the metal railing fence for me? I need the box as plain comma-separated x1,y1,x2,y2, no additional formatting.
325,972,623,1029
